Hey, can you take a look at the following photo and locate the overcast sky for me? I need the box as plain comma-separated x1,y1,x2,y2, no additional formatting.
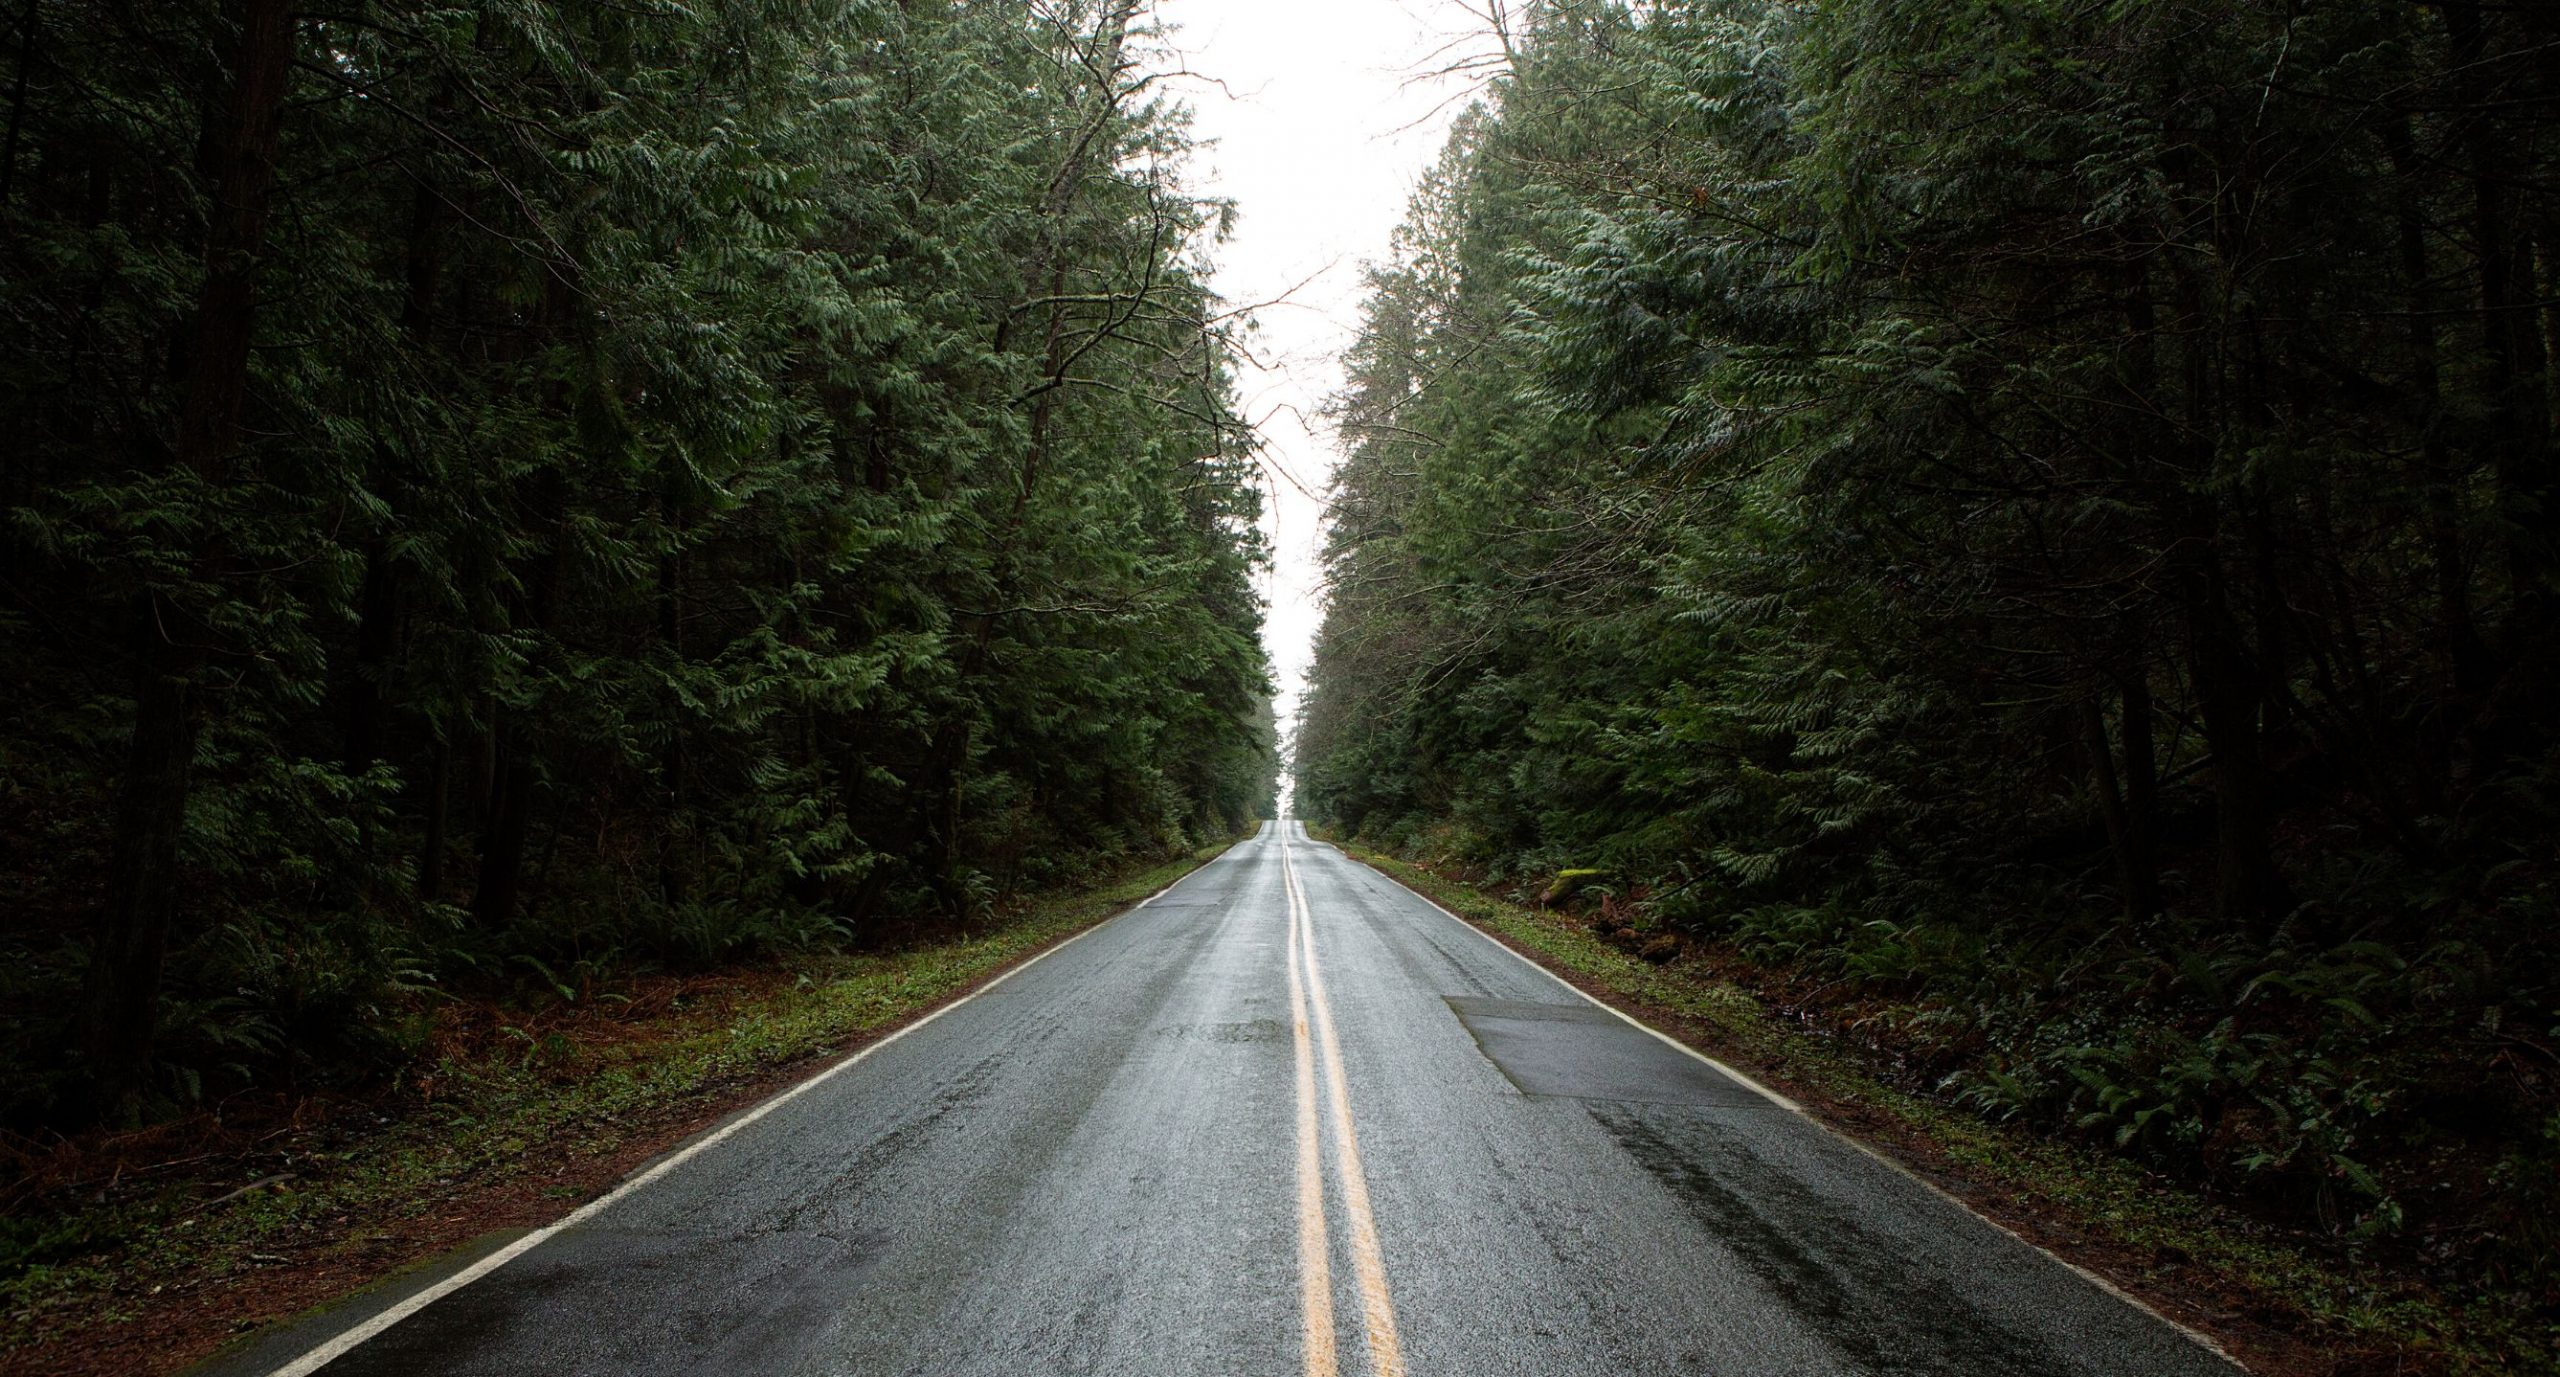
1156,0,1493,765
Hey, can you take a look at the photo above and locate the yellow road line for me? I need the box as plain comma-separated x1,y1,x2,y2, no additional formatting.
1285,837,1341,1377
1284,832,1407,1377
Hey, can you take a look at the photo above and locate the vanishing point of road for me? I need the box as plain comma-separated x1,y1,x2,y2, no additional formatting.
209,822,2236,1377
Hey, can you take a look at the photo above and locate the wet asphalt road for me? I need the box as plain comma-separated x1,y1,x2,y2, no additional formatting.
221,821,2236,1377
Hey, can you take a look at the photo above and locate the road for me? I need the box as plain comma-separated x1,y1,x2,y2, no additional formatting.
214,822,2235,1377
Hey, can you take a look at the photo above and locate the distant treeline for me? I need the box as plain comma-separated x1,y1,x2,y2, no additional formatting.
1300,0,2556,1304
0,0,1274,1126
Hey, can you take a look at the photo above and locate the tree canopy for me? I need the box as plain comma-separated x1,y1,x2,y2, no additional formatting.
1299,0,2558,1311
1,0,1275,1124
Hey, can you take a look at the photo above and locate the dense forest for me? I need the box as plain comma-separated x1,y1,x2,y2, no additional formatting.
0,0,1275,1127
1300,0,2555,1321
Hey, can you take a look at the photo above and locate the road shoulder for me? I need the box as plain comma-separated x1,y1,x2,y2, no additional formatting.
0,841,1241,1377
1325,837,2511,1377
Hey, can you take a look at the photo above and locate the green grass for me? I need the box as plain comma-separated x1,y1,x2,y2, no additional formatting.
1331,839,2554,1377
0,840,1234,1363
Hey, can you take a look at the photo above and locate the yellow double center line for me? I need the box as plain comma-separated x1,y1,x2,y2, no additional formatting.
1282,833,1405,1377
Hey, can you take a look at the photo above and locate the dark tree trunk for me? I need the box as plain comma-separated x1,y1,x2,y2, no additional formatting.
2541,217,2560,447
400,176,442,333
77,622,199,1120
169,0,292,474
79,0,295,1119
2382,115,2490,699
2086,669,2162,924
419,736,450,902
2189,598,2283,927
2445,2,2554,632
921,719,969,898
2118,669,2159,914
472,729,535,927
658,541,685,905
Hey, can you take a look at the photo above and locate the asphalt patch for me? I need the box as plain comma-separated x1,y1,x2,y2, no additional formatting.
1444,997,1774,1108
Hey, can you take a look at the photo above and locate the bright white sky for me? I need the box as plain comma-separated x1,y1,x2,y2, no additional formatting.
1156,0,1493,761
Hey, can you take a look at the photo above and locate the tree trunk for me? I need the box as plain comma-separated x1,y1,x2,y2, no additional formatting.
79,0,295,1119
2078,695,2142,925
472,728,535,927
2118,673,2158,878
2382,115,2489,699
2540,217,2560,448
920,719,969,898
418,736,450,902
170,0,293,476
658,540,686,905
2112,670,2161,922
2445,2,2554,633
77,622,199,1121
2188,597,2283,927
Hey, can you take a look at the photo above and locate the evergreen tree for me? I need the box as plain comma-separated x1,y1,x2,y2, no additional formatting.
1,0,1275,1123
1299,0,2558,1302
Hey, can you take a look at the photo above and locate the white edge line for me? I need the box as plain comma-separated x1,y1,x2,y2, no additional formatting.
1313,834,2247,1372
257,845,1240,1377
